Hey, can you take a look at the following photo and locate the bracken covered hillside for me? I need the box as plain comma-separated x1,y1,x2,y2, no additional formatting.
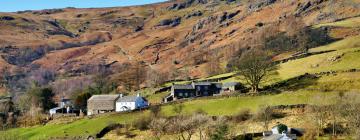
0,0,360,96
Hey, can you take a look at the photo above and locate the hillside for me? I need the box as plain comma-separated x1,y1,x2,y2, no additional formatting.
2,13,360,139
1,0,360,97
1,0,360,139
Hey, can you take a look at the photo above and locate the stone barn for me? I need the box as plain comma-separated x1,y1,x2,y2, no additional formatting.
87,95,120,115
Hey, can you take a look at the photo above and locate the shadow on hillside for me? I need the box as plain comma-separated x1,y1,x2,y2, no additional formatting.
96,123,125,138
263,73,319,92
265,26,338,54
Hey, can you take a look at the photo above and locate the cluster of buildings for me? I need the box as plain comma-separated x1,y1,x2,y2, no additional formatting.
50,81,243,116
164,81,242,102
50,94,149,116
87,94,148,115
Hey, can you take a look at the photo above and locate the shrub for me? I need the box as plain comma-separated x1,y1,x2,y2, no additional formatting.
195,108,207,115
232,109,252,122
277,123,288,133
133,116,151,131
173,104,184,114
149,105,161,117
149,118,168,138
210,124,229,140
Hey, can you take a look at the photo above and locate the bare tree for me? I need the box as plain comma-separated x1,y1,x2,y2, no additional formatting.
149,118,168,138
284,16,310,53
168,114,209,140
205,52,223,77
256,105,274,131
234,49,277,93
338,92,360,138
115,62,147,92
146,68,166,87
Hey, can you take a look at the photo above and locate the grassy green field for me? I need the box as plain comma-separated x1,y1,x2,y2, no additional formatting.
2,112,149,140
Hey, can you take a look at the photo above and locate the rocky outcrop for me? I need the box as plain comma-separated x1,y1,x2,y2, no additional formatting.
112,17,145,31
168,0,208,10
157,17,182,27
295,0,326,16
186,11,203,19
248,0,277,11
0,32,112,66
218,10,240,23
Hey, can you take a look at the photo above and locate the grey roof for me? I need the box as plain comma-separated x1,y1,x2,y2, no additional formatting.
117,96,138,102
173,84,194,89
194,82,212,85
88,95,120,101
213,83,222,88
223,82,240,87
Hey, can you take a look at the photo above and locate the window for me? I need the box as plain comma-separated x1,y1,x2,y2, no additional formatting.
184,93,188,97
179,93,183,97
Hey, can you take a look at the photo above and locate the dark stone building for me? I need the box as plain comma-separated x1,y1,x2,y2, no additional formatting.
164,82,222,102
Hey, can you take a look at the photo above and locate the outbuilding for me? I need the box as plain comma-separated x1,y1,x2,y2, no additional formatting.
87,95,120,115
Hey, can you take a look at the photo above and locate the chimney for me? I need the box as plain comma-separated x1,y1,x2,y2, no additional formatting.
120,94,123,98
137,93,140,97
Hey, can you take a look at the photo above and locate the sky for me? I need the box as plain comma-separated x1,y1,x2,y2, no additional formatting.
0,0,168,12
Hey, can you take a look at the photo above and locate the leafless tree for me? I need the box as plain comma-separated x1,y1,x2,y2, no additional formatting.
115,62,147,92
256,105,274,131
205,52,223,77
149,118,168,138
146,68,166,87
234,49,277,93
284,16,310,53
168,114,210,140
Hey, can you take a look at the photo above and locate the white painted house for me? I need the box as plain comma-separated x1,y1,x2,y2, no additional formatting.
116,94,149,112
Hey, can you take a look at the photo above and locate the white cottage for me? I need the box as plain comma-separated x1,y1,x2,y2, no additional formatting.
116,94,149,112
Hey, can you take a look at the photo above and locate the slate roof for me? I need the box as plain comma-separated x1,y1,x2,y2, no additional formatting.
213,83,223,88
117,96,138,102
88,95,120,101
223,82,240,87
194,82,212,85
173,84,194,89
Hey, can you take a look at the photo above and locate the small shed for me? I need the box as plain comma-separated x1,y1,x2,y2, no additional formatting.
87,95,120,115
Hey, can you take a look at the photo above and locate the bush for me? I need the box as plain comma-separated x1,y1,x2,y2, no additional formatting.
195,108,207,115
172,104,184,114
277,123,288,133
133,116,151,131
210,124,229,140
149,105,161,117
232,109,252,122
